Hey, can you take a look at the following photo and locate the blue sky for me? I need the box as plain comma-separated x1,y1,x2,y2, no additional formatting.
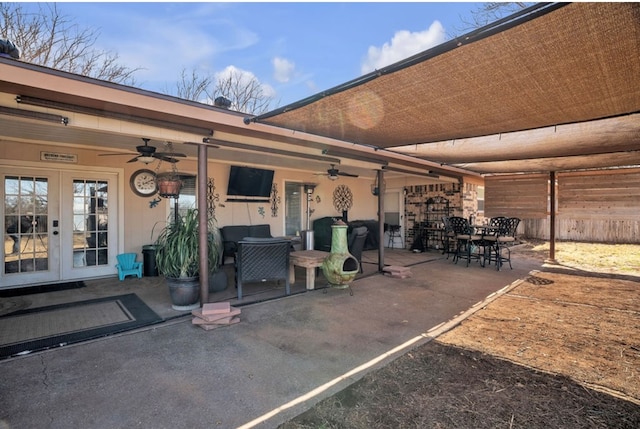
52,2,483,109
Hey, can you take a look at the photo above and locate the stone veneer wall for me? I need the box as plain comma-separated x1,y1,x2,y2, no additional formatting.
403,181,482,250
462,182,483,224
404,182,459,250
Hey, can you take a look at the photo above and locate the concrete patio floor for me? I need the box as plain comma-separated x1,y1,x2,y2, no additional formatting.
0,247,545,428
7,248,444,321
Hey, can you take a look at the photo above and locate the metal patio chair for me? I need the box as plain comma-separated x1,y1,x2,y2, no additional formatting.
448,216,483,267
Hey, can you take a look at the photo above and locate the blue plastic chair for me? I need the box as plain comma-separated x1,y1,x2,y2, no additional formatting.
116,253,143,281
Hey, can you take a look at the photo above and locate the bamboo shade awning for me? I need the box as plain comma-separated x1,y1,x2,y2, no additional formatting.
251,3,640,175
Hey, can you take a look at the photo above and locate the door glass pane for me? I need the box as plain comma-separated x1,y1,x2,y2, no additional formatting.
285,182,302,236
170,176,196,223
73,179,109,267
4,176,49,273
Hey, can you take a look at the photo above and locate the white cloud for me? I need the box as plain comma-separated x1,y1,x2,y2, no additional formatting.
360,21,446,75
215,65,275,98
215,65,254,86
305,80,319,94
272,57,295,83
88,4,259,91
261,83,277,99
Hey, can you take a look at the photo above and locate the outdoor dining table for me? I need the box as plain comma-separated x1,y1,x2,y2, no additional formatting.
471,224,498,236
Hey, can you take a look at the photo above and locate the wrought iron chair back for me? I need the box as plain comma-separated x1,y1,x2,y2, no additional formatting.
448,216,471,235
506,217,521,239
484,217,521,270
441,216,457,258
448,216,482,267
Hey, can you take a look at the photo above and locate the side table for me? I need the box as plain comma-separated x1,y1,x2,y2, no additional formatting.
289,250,329,290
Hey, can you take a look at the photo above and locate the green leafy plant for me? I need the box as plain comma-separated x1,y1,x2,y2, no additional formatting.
154,208,219,279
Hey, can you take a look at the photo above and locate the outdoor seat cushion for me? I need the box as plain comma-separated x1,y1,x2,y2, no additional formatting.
248,224,272,238
240,236,282,243
456,234,482,241
221,226,250,258
221,224,273,260
482,235,515,242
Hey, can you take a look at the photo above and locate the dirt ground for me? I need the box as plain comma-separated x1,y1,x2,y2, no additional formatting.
438,271,640,402
281,241,640,428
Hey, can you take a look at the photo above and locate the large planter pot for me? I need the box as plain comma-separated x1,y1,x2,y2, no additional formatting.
166,276,200,311
208,270,228,293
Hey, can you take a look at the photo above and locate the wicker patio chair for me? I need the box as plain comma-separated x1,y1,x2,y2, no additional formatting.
236,237,291,300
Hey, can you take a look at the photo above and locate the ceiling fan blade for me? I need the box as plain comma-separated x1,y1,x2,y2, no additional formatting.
338,171,359,178
127,156,141,163
155,152,186,157
154,154,179,163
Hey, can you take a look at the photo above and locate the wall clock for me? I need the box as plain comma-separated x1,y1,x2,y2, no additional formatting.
130,169,158,197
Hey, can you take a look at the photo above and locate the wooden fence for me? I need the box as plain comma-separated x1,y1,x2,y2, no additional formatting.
485,168,640,243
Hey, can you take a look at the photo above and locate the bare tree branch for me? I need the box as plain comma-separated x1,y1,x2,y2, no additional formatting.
0,3,140,85
207,68,274,115
452,2,533,37
169,66,275,115
174,68,211,102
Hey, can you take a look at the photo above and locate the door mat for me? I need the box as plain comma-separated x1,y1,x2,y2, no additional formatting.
0,281,85,298
0,293,162,360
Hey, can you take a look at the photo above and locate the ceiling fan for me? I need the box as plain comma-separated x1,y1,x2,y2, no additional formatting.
316,164,359,181
98,138,187,164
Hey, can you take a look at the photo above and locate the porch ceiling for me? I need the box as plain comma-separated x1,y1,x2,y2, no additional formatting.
249,3,640,175
0,61,465,182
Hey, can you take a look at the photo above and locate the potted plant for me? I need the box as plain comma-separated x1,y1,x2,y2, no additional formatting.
207,216,228,293
154,208,220,310
156,142,184,198
156,171,183,198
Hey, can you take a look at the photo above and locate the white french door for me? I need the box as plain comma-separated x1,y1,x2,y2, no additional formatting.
1,167,119,288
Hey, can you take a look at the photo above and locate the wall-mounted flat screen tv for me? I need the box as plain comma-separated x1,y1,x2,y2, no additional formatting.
226,165,274,198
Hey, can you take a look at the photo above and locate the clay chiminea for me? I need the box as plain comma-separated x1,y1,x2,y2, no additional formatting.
322,219,359,289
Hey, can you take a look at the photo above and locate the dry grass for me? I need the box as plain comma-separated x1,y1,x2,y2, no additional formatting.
517,239,640,275
281,241,640,429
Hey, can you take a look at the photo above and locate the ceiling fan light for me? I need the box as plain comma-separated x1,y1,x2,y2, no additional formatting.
328,174,338,181
137,156,156,164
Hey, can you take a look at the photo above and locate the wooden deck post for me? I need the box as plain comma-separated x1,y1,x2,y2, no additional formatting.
549,171,557,263
198,143,209,305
